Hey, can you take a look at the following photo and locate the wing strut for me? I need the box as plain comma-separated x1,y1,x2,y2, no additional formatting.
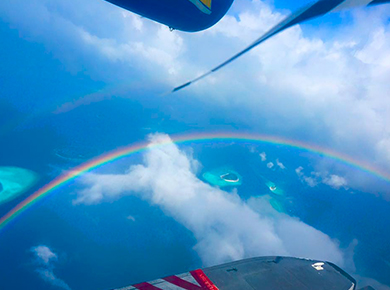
172,0,360,93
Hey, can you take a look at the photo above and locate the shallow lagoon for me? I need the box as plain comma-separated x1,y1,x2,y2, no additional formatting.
0,167,38,204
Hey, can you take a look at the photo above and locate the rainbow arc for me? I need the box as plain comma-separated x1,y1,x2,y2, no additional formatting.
0,132,389,231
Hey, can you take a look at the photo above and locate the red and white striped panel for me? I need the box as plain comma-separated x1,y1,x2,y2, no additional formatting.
117,269,219,290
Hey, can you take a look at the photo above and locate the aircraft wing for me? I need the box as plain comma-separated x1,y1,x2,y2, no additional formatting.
112,256,359,290
172,0,390,93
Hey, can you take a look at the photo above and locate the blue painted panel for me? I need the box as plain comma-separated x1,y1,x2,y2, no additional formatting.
105,0,234,32
369,0,390,5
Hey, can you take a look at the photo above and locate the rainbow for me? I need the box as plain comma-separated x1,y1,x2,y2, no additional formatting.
1,132,389,231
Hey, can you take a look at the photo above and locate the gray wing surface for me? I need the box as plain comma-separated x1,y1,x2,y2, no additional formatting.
112,256,358,290
172,0,390,93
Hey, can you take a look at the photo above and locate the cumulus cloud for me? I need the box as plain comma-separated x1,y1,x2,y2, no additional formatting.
32,245,57,265
296,166,348,189
276,159,286,169
0,0,184,85
304,177,318,188
259,152,266,161
36,269,72,290
1,0,390,196
75,134,344,266
266,162,274,169
296,166,319,187
323,174,348,189
31,246,71,290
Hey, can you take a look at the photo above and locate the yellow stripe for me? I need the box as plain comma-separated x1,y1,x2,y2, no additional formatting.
200,0,212,9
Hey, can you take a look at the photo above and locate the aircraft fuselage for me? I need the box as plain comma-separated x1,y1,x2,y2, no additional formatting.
105,0,234,32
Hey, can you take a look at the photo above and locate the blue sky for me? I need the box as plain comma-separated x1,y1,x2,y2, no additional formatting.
1,0,390,289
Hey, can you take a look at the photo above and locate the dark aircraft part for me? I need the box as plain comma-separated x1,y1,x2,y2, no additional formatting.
113,256,358,290
172,0,390,92
104,0,234,32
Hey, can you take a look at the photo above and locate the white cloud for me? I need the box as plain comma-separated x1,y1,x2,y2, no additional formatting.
295,167,348,189
1,0,390,196
0,0,184,83
305,176,319,188
75,134,344,266
276,159,285,169
32,245,57,265
296,166,319,187
323,174,348,189
266,162,274,169
260,152,266,161
126,215,136,222
31,246,71,290
275,217,343,262
36,269,71,290
295,166,303,175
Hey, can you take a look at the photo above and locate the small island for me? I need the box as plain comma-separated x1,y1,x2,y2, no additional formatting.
265,180,284,196
220,172,240,182
253,171,285,196
203,167,242,187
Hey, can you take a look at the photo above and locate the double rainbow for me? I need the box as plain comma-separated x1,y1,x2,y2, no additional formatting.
1,132,389,231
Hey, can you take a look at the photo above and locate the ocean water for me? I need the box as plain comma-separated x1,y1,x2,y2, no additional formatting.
1,95,390,289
